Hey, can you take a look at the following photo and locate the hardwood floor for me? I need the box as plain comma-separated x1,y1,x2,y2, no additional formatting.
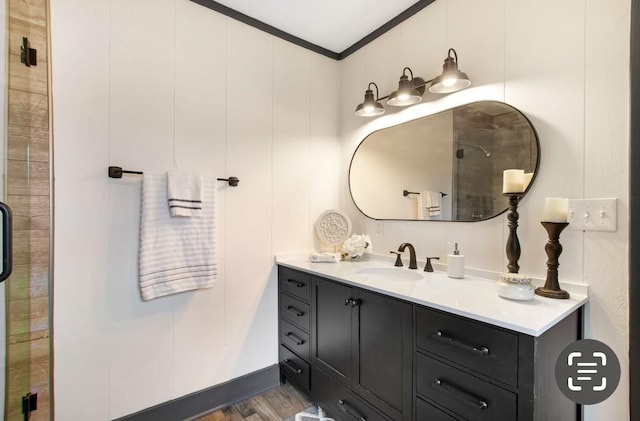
195,383,311,421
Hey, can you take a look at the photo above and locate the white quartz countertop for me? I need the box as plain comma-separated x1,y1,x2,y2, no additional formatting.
276,254,588,337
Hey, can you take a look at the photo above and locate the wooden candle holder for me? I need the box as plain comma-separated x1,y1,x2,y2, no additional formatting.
504,193,521,273
535,221,570,299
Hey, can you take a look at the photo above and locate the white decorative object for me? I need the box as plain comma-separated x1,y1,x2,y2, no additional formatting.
309,252,342,263
342,233,372,258
315,209,352,245
497,273,535,301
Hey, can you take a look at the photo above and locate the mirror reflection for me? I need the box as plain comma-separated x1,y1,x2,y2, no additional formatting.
349,101,540,221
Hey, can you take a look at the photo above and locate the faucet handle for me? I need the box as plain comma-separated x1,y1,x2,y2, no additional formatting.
424,256,440,272
390,251,403,267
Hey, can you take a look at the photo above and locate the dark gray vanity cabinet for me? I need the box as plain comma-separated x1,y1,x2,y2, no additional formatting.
278,265,580,421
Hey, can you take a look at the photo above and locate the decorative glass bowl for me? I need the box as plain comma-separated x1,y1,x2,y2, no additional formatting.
497,273,535,301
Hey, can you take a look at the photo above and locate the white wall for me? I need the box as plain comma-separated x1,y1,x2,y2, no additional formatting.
340,1,630,420
50,0,339,418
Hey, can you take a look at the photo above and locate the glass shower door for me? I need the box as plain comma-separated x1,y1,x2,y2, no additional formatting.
2,0,52,419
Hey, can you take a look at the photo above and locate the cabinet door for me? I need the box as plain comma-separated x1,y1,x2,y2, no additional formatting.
352,289,413,421
311,278,353,386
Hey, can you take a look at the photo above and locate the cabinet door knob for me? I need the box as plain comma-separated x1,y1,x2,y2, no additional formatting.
350,298,361,307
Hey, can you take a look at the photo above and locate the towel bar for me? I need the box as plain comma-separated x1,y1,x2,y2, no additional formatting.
108,166,239,186
403,189,447,197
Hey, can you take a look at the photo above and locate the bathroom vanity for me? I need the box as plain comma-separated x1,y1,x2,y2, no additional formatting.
276,256,587,421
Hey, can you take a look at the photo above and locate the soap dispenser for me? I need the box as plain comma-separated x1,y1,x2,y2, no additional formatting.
447,243,465,279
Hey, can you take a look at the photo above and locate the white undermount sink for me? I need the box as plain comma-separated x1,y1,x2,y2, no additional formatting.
355,267,423,281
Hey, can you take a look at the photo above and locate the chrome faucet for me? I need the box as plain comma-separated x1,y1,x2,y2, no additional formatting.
398,243,418,269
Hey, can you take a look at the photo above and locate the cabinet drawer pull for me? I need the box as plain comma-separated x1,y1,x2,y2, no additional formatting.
284,332,305,345
281,359,302,374
433,330,489,355
285,305,304,317
286,279,305,288
432,378,488,410
338,399,366,421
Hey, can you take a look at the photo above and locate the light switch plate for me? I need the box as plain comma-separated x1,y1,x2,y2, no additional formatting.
567,198,617,231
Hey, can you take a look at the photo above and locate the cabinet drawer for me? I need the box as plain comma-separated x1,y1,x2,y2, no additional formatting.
280,293,310,331
279,266,311,301
310,366,389,421
416,306,518,387
416,353,516,421
280,345,310,393
280,318,310,360
416,397,458,421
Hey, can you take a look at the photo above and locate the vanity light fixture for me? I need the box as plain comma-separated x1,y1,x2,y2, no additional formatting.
386,67,424,107
355,82,385,117
429,48,471,94
354,48,471,117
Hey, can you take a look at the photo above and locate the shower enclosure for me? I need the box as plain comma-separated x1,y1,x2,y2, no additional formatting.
1,0,52,419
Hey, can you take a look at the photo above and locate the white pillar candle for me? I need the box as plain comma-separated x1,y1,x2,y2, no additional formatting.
503,169,525,193
523,172,534,190
542,197,569,222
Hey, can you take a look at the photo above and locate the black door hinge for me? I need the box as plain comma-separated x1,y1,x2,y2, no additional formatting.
22,392,37,420
20,37,37,67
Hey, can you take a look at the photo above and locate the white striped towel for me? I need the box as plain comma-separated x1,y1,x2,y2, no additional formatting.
418,191,441,219
167,170,202,217
139,172,217,301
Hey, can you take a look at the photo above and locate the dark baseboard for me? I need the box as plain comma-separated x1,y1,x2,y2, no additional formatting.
113,364,281,421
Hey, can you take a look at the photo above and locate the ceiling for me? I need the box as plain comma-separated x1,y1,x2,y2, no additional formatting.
201,0,426,56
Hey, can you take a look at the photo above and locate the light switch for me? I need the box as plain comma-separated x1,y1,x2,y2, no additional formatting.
567,198,617,231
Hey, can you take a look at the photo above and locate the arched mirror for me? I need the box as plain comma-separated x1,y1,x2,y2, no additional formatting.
349,101,540,221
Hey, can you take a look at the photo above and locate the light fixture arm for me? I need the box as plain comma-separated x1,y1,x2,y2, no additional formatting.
448,48,458,63
368,82,381,100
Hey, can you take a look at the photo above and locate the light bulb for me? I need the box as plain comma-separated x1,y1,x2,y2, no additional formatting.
442,78,456,87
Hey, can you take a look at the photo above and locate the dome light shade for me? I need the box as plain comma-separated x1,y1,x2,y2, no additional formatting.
429,48,471,94
355,83,385,117
387,67,423,107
